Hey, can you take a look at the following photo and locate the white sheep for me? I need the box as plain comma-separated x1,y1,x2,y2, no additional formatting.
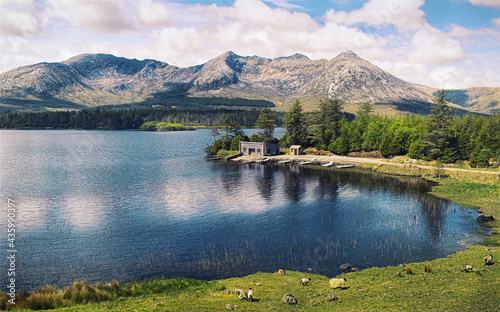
300,277,311,286
329,277,347,289
464,264,473,272
484,255,493,265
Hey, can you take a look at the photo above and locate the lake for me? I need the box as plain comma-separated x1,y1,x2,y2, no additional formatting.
0,129,486,291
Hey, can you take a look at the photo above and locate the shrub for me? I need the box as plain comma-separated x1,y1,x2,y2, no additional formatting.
26,291,64,310
0,291,8,310
424,264,433,273
470,148,494,168
405,267,413,274
63,281,110,304
217,149,232,158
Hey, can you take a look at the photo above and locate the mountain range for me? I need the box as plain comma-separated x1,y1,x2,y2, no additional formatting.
0,51,498,115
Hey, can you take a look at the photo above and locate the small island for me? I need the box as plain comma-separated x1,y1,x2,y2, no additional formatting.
139,121,196,132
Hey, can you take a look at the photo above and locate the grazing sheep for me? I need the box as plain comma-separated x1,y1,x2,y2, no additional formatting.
464,264,473,272
234,287,243,295
237,291,248,301
484,255,493,265
300,278,311,286
329,278,347,289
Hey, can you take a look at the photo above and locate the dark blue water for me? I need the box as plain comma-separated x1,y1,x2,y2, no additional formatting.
0,129,485,291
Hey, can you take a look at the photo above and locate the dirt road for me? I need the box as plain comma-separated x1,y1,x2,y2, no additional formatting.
233,154,500,176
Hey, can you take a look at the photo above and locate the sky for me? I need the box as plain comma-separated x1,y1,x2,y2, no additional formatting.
0,0,499,89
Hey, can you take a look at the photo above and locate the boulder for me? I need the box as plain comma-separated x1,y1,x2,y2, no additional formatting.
226,303,234,310
325,293,338,302
477,214,494,222
282,293,297,305
340,263,351,270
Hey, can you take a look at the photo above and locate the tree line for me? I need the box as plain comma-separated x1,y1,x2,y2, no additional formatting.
0,107,283,130
279,90,499,167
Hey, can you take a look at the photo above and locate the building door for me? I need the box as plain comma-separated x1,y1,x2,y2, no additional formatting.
249,148,255,155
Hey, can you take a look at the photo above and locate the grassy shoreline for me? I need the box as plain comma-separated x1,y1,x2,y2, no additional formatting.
2,161,499,311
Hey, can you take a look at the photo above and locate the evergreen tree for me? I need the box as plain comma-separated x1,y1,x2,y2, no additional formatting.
423,89,455,161
221,116,232,139
209,126,220,143
283,99,307,146
356,101,373,118
255,107,277,140
328,116,350,155
317,98,343,148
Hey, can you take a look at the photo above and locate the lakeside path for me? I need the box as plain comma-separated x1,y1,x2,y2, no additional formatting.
232,154,500,176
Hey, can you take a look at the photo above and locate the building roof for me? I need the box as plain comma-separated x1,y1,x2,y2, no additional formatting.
290,145,302,149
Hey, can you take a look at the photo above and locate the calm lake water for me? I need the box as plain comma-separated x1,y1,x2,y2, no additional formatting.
0,129,486,291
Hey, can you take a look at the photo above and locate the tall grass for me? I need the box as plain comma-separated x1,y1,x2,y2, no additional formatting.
0,278,204,311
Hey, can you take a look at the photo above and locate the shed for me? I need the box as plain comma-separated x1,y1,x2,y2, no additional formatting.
290,145,303,156
240,141,280,156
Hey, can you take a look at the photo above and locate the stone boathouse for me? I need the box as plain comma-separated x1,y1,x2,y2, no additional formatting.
239,141,280,156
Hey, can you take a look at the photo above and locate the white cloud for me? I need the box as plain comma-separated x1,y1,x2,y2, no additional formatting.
469,0,500,8
137,0,171,28
405,25,465,65
46,0,135,34
492,17,500,27
326,0,426,32
0,0,45,38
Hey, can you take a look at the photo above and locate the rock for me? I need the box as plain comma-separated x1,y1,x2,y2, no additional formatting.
227,289,233,294
281,293,297,305
351,267,359,272
226,303,234,310
278,269,286,275
255,282,262,286
340,263,351,270
477,214,494,222
325,293,338,302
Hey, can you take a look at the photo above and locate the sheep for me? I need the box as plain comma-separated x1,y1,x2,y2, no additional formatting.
300,277,311,286
484,255,493,265
329,277,347,289
464,264,473,272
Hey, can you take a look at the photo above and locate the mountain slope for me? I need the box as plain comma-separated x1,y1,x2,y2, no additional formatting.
0,51,494,115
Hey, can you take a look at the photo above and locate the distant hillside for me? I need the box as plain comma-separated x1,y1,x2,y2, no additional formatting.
414,85,499,115
0,51,495,115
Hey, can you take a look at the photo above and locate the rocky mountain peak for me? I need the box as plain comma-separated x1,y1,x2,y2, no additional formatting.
276,53,310,61
2,50,493,114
